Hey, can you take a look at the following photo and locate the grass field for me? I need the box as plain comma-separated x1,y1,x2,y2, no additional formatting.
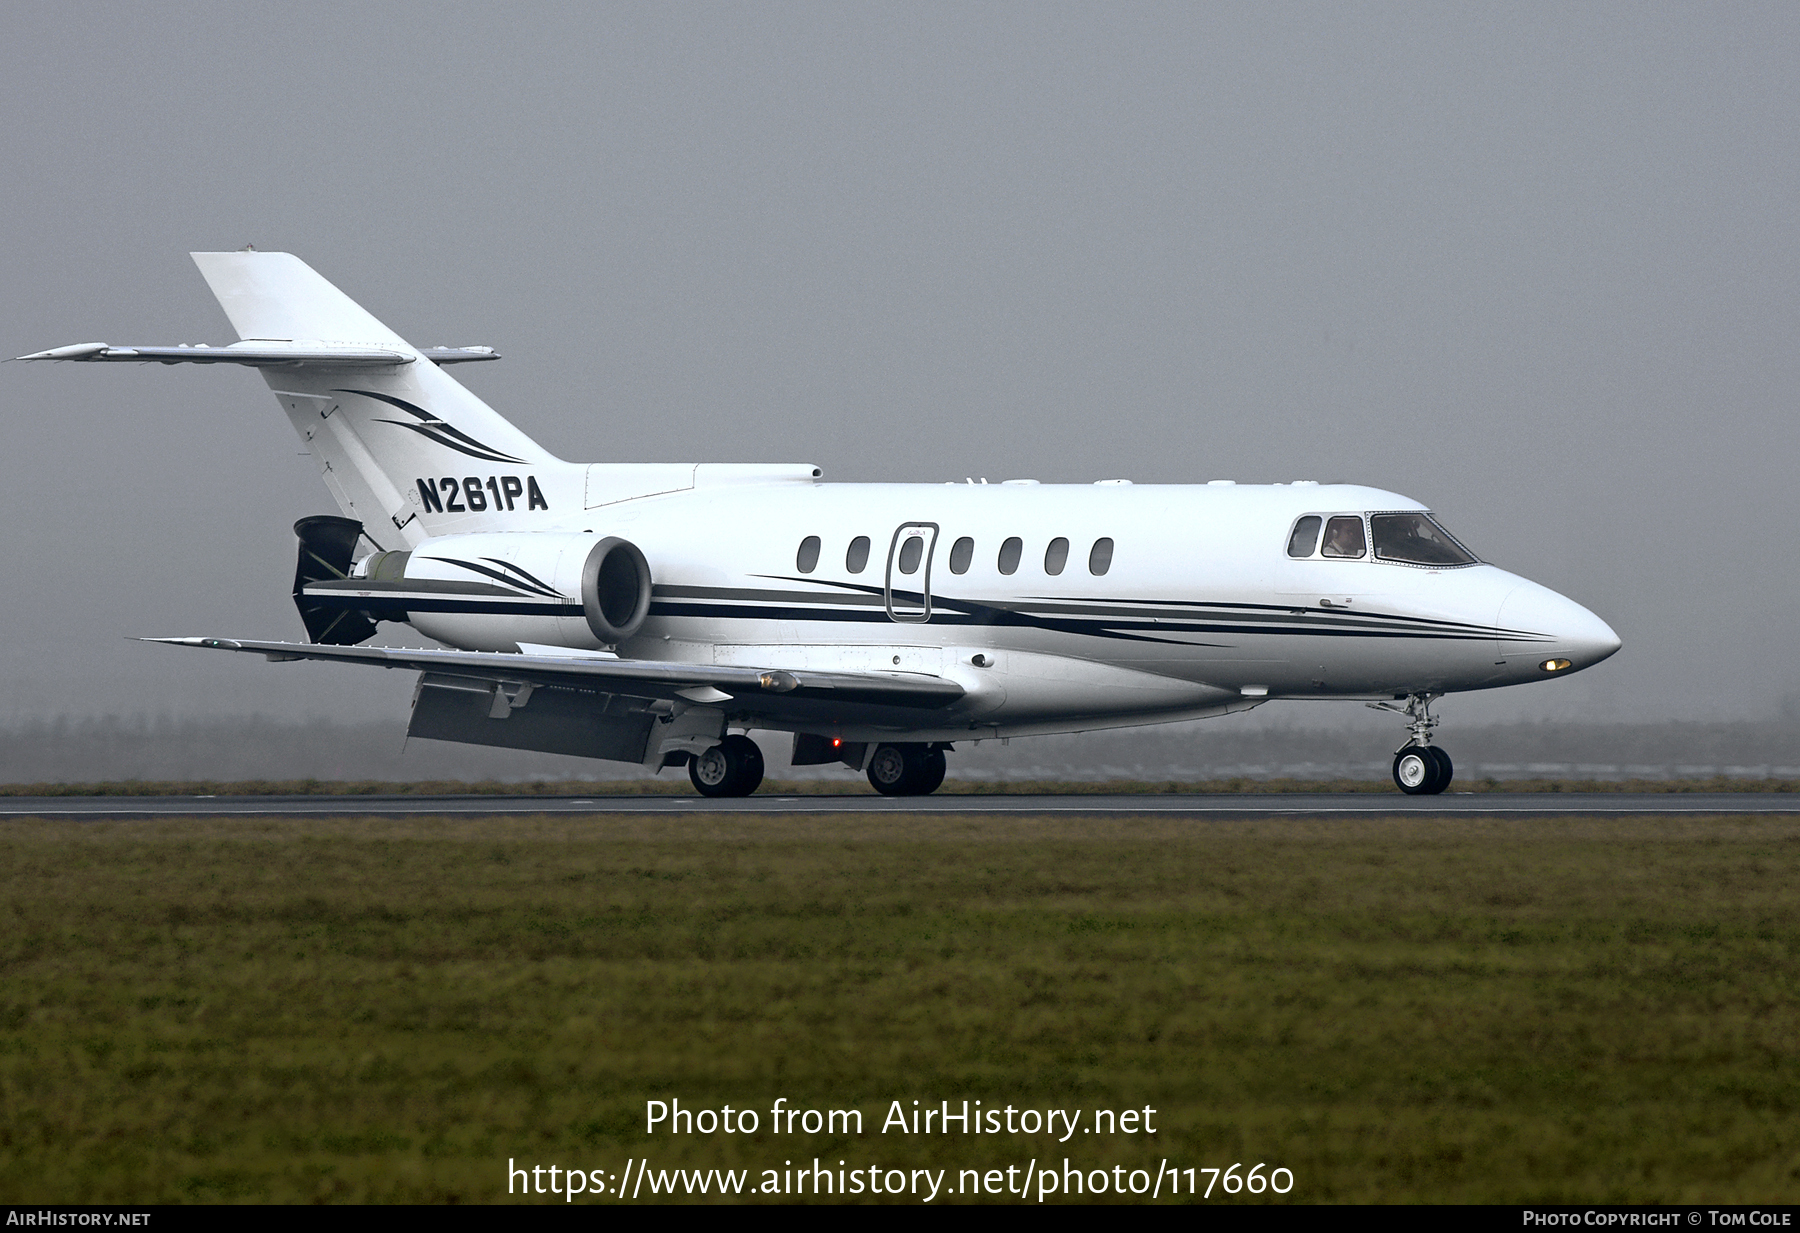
2,812,1797,1204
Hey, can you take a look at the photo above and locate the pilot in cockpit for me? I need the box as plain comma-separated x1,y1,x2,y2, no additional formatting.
1321,515,1367,559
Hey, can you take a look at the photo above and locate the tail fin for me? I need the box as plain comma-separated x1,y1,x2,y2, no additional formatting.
192,251,411,346
190,252,568,547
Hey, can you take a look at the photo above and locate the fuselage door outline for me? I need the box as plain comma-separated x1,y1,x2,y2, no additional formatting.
884,522,940,624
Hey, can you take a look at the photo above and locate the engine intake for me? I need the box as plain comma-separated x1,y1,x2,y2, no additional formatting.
580,537,652,644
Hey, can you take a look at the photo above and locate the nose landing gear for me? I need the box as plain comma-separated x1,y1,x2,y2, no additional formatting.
1392,744,1453,795
1370,693,1453,795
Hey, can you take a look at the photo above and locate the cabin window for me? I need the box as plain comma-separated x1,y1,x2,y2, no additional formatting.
1321,515,1367,559
1044,537,1070,576
998,536,1023,575
1371,513,1477,566
897,534,924,575
1286,516,1321,558
796,535,821,573
1089,537,1114,575
846,536,870,573
949,536,974,574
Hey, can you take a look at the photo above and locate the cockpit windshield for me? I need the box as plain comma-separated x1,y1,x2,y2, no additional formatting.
1370,513,1476,566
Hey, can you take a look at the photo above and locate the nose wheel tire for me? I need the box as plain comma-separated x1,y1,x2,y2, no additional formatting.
1427,746,1453,792
1393,745,1452,795
688,734,766,797
867,743,947,796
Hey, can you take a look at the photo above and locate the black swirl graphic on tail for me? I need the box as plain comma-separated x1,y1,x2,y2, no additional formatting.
336,388,528,464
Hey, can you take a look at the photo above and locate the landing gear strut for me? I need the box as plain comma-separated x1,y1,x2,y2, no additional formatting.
1369,693,1453,795
689,734,765,797
866,743,948,796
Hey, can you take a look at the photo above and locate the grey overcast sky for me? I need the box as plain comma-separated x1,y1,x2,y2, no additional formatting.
3,2,1796,728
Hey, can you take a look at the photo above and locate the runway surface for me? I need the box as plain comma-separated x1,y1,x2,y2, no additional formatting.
2,792,1796,819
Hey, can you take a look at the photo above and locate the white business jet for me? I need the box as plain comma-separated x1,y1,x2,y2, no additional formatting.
20,252,1620,796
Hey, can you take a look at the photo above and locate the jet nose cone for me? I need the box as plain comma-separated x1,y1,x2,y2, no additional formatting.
1497,583,1621,672
1570,609,1622,665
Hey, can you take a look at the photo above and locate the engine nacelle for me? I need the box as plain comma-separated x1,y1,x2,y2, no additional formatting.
579,536,653,644
348,530,655,652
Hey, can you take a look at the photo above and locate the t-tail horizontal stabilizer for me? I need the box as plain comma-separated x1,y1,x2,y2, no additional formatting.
14,343,498,366
21,250,550,540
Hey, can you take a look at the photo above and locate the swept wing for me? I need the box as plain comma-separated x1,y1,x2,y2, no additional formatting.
146,637,965,723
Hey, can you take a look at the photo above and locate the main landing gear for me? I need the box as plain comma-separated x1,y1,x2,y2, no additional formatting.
1370,693,1454,796
688,734,765,797
866,743,948,796
684,737,951,798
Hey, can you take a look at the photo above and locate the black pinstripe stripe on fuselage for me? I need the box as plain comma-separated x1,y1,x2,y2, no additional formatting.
646,578,1548,647
307,578,1552,647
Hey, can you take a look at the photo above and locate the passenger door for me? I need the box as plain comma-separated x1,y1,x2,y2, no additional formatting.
884,522,940,623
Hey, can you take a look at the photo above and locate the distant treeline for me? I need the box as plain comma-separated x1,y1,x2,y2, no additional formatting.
2,715,1797,784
